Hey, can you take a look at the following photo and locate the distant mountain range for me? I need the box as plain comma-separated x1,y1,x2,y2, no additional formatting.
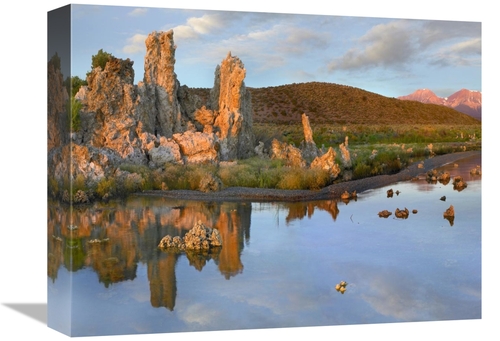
398,89,482,121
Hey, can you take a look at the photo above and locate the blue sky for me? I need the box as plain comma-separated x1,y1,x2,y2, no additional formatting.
65,4,481,99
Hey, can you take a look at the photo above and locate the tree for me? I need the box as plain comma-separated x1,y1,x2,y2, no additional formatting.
64,76,88,97
67,96,82,132
91,49,113,71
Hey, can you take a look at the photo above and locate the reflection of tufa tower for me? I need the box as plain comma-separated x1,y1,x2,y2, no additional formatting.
148,252,179,311
214,203,251,279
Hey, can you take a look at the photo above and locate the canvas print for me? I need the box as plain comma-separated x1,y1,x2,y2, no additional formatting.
47,4,481,337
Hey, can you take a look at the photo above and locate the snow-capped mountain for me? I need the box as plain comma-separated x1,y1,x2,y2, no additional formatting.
398,89,481,120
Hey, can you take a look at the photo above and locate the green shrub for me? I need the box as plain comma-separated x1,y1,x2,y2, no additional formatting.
118,163,157,191
276,168,303,190
48,177,60,197
186,167,209,190
91,49,113,71
161,163,189,190
72,174,86,194
257,167,282,188
353,163,372,179
159,163,218,191
96,177,116,198
302,168,331,190
67,96,82,131
123,173,145,193
64,76,88,97
275,167,330,190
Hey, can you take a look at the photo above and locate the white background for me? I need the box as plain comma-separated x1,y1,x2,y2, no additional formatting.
0,0,496,340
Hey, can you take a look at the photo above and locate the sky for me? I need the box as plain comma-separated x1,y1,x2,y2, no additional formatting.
61,4,482,99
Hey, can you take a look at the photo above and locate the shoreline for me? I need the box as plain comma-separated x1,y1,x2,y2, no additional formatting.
137,150,481,202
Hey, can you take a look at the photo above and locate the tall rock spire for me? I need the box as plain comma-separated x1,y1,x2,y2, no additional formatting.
210,52,255,160
141,30,183,136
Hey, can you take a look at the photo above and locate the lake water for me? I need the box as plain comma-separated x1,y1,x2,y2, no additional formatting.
47,154,481,337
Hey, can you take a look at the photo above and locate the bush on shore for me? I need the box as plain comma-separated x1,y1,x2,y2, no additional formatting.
47,121,481,203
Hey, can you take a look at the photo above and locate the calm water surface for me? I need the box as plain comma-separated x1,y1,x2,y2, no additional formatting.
47,154,481,336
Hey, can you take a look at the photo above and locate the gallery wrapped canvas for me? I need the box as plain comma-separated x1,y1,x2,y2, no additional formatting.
47,3,481,337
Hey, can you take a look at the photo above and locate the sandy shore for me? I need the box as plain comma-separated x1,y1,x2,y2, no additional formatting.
138,150,481,202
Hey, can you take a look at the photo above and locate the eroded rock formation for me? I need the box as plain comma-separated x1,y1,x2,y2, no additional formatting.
172,131,220,164
395,207,410,219
158,221,223,252
300,113,319,160
270,139,306,168
140,30,184,136
210,52,255,160
310,147,341,180
47,60,69,151
339,136,352,168
48,29,256,197
83,57,148,164
443,205,455,226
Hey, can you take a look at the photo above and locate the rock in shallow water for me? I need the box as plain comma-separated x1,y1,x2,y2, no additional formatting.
158,220,222,252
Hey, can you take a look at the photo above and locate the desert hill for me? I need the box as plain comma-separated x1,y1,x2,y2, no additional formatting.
187,82,480,126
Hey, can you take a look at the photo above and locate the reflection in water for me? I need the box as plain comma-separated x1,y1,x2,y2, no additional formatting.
48,198,260,310
149,252,179,311
48,197,343,310
253,200,340,225
47,154,481,334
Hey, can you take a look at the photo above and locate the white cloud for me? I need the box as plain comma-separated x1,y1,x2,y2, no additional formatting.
172,25,199,41
247,25,281,40
430,37,482,67
327,19,481,72
278,26,329,55
418,21,481,48
446,37,481,55
187,14,225,34
178,303,221,326
122,33,148,54
328,20,415,71
170,12,241,42
128,8,148,16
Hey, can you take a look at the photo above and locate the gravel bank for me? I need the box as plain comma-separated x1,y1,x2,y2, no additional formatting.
138,150,481,202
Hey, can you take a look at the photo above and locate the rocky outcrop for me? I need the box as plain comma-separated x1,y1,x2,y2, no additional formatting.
270,139,306,168
194,106,216,128
426,169,451,184
378,210,392,218
310,147,341,180
48,29,259,200
48,143,122,188
78,30,253,166
300,113,318,160
452,176,468,191
339,136,352,168
47,61,69,151
83,57,148,164
198,173,223,193
395,207,410,219
172,131,220,164
254,141,266,158
443,205,455,226
210,52,255,160
335,281,348,294
158,221,223,252
141,30,184,136
470,166,481,175
148,137,183,167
